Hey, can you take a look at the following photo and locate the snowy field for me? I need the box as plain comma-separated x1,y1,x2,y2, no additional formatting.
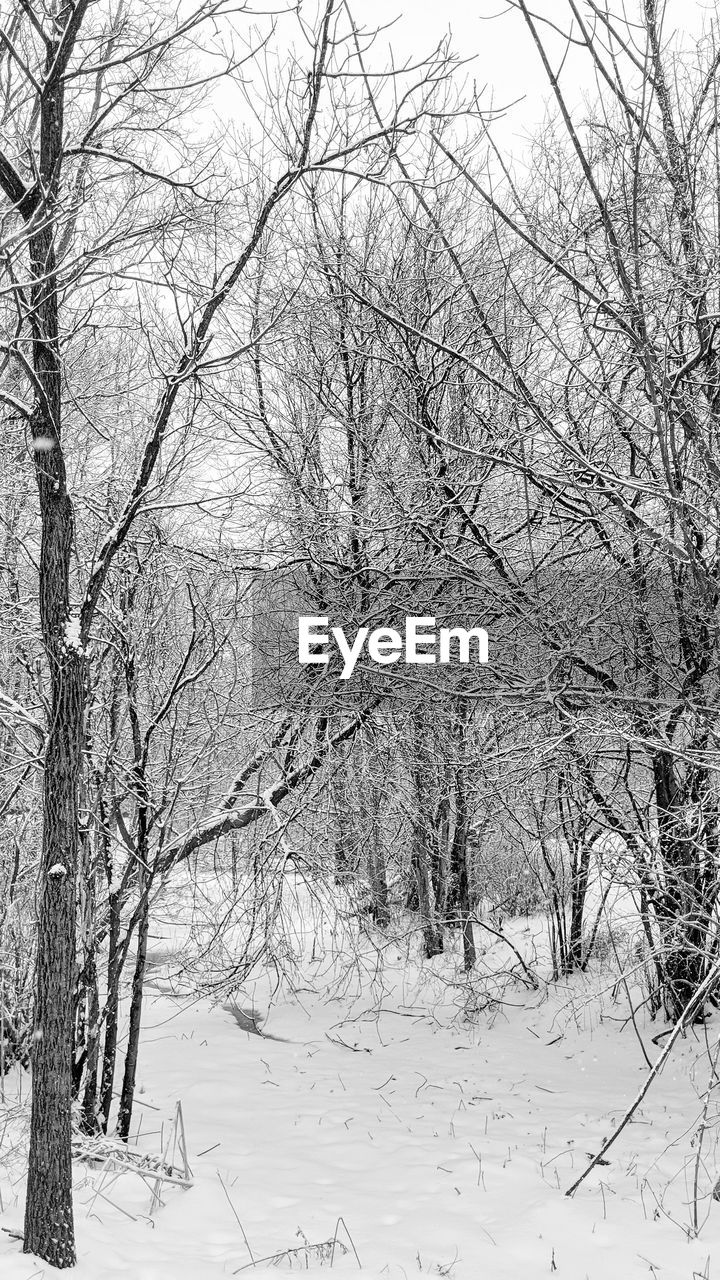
2,880,720,1279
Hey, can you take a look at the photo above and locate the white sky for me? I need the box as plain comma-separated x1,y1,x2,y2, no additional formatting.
345,0,711,159
206,0,713,175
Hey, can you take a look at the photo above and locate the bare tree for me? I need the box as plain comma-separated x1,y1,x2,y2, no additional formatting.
0,0,458,1262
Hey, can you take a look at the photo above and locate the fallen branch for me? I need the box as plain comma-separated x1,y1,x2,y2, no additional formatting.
566,959,720,1197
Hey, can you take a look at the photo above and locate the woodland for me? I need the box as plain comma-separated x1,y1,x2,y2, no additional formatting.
2,0,720,1274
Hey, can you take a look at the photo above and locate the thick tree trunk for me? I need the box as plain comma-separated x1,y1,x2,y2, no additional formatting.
23,60,85,1254
24,656,84,1267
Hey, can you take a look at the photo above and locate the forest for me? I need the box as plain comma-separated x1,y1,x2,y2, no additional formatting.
2,0,720,1276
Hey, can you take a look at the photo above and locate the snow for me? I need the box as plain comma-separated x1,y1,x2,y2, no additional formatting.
2,889,720,1278
0,688,44,738
64,613,84,655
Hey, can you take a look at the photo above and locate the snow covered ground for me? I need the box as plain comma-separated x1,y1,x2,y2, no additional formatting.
2,893,720,1278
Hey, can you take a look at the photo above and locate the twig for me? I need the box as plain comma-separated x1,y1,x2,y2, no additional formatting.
217,1170,255,1265
196,1141,221,1157
325,1033,372,1053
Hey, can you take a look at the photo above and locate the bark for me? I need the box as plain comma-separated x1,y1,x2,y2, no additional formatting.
368,781,390,928
433,790,450,919
23,642,84,1268
410,712,444,958
448,766,475,971
73,813,97,1098
22,29,88,1260
98,891,122,1133
116,894,149,1141
80,789,112,1131
568,842,591,971
332,771,353,882
653,751,719,1021
79,963,101,1135
411,835,444,958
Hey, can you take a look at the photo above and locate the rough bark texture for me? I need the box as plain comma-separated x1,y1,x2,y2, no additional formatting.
24,656,83,1266
22,44,85,1257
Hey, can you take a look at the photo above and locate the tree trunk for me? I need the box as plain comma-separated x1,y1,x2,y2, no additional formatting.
79,964,101,1135
99,892,122,1133
23,655,84,1267
411,837,444,958
72,815,97,1099
449,769,475,971
368,781,390,928
410,712,444,958
80,794,111,1132
568,842,591,971
332,771,353,882
116,894,149,1141
654,751,718,1021
23,49,85,1255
